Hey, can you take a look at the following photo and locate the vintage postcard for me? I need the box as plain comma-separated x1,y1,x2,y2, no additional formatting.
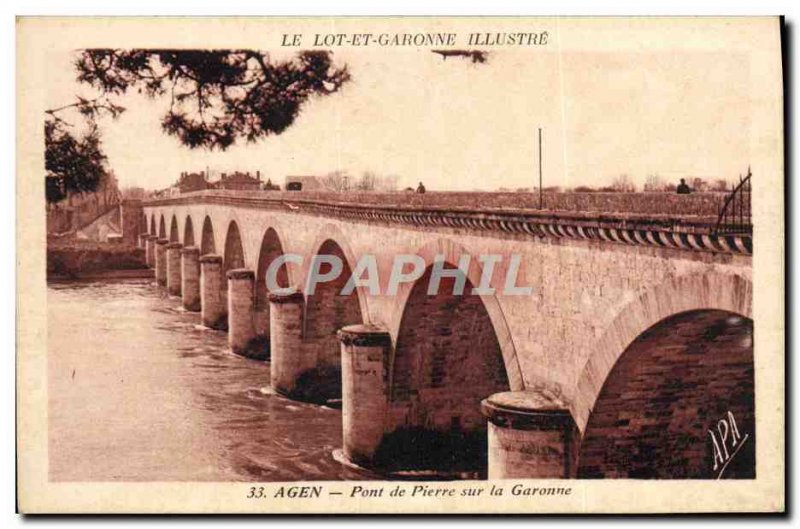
16,16,784,513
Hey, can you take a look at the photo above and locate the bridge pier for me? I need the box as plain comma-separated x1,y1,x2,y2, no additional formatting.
227,269,260,358
254,301,270,346
181,247,201,311
339,324,392,468
138,233,148,249
200,255,226,329
145,235,157,268
154,238,169,286
268,290,315,399
166,242,183,296
481,391,578,479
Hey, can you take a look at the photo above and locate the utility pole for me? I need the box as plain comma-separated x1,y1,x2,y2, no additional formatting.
538,127,543,209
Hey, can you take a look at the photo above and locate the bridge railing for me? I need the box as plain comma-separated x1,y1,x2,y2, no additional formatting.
713,169,752,236
142,190,753,256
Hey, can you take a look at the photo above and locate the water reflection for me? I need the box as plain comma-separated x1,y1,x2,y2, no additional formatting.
48,279,377,482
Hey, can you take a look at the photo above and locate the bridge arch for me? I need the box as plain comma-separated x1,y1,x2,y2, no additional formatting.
574,272,752,432
169,215,179,242
149,214,156,235
377,248,517,475
254,227,290,339
183,216,195,247
387,238,523,391
304,235,365,368
305,225,369,320
200,216,216,255
573,273,753,479
140,212,147,233
223,220,245,273
158,215,166,239
255,226,292,306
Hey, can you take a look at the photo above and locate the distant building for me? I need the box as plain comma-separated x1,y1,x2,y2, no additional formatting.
176,171,211,193
285,175,329,192
154,187,181,198
214,171,263,191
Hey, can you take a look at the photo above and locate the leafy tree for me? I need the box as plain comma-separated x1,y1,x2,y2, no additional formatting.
73,49,350,150
355,171,377,191
611,174,636,192
691,177,709,192
712,179,729,192
45,49,350,203
322,170,350,191
44,119,111,204
644,173,665,192
45,91,125,204
120,186,151,200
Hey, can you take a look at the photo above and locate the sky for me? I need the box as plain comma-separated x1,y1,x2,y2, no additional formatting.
45,30,754,192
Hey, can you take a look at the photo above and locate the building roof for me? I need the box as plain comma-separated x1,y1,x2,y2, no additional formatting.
177,172,211,192
220,171,261,184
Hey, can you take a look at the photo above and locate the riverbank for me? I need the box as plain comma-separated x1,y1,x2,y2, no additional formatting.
47,239,151,280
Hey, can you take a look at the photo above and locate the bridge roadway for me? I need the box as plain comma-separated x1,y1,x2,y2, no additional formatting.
125,191,753,479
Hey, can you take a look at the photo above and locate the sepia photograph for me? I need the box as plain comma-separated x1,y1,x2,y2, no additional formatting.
16,15,785,514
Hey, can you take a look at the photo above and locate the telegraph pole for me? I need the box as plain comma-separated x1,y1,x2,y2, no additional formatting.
538,127,543,209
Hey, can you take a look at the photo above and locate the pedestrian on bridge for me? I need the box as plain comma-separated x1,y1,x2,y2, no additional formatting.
676,178,692,194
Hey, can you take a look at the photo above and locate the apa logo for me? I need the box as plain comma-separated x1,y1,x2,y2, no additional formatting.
708,410,750,479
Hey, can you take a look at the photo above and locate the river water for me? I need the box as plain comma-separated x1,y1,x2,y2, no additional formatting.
48,279,377,482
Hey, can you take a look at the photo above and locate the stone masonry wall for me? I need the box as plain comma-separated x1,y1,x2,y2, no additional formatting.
201,217,216,255
223,222,245,272
183,217,195,247
120,200,142,245
389,270,509,434
254,229,289,339
169,216,179,242
577,310,755,479
304,240,363,367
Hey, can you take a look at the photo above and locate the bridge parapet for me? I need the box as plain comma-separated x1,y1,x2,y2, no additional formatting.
144,191,752,255
145,189,729,216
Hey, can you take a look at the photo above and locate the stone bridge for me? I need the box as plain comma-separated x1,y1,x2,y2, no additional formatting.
129,190,753,480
